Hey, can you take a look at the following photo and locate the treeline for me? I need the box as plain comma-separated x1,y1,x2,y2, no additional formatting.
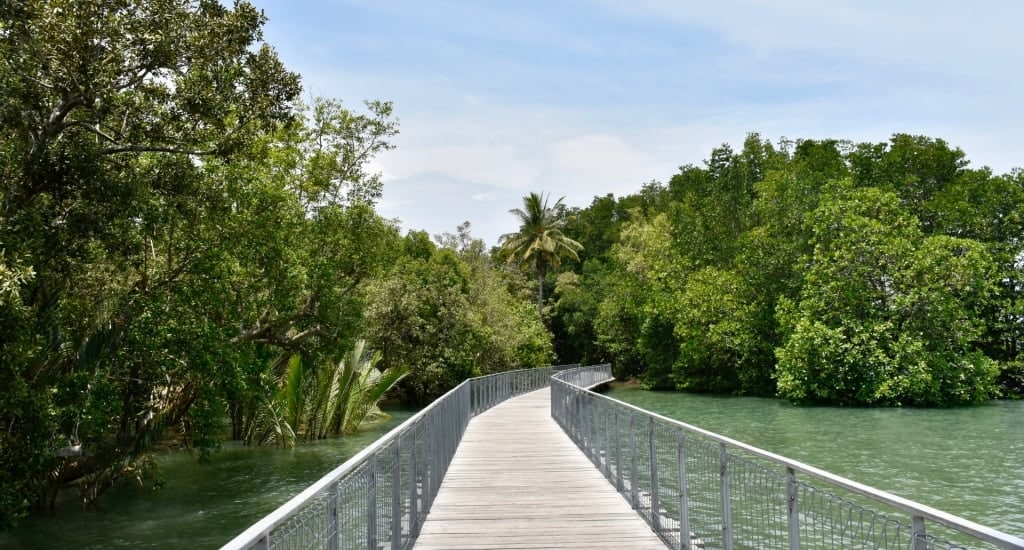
0,1,549,526
550,134,1024,406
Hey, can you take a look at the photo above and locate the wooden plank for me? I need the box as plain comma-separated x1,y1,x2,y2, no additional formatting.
413,388,667,549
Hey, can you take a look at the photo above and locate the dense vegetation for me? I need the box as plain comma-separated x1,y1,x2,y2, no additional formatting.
550,134,1024,406
0,0,550,527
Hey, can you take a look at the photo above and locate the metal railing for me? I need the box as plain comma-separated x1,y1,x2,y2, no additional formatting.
551,365,1024,550
223,366,554,550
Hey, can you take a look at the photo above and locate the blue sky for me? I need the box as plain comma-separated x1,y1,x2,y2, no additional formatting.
253,0,1024,247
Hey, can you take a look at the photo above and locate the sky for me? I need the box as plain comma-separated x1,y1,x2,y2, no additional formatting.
252,0,1024,247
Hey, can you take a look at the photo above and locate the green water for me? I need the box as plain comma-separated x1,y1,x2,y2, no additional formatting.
0,410,414,549
606,384,1024,537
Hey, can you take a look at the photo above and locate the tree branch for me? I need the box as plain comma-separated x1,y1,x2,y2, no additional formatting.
63,120,119,144
100,144,222,156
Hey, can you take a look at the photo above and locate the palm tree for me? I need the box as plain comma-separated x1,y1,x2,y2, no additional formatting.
499,192,583,318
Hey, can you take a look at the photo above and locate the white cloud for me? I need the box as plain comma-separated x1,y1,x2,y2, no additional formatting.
261,0,1024,247
374,105,760,246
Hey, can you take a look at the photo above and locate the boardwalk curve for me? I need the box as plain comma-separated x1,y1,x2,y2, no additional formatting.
413,388,665,549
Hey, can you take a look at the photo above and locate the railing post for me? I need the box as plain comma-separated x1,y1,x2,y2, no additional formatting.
367,454,378,549
391,441,402,550
587,396,597,464
554,381,561,425
575,390,581,444
678,432,691,550
576,391,584,445
648,417,661,532
410,428,419,537
630,413,639,510
585,395,594,461
604,406,612,480
719,443,733,550
615,410,624,493
327,481,339,550
578,393,588,457
786,467,800,550
424,415,434,510
912,515,928,550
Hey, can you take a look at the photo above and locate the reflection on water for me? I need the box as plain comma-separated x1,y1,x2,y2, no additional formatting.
0,409,414,549
606,383,1024,536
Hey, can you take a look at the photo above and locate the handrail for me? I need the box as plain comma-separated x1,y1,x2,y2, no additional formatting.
223,365,555,550
552,365,1024,550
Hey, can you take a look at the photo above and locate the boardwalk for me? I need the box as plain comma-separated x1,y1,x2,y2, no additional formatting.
413,387,666,550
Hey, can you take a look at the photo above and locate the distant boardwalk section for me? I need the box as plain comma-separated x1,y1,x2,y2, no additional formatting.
413,388,666,549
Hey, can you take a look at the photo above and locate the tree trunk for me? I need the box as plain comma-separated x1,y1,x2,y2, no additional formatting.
536,269,544,319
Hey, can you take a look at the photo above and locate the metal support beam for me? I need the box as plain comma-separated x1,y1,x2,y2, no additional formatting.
720,443,733,550
786,467,800,550
648,417,661,531
678,432,691,550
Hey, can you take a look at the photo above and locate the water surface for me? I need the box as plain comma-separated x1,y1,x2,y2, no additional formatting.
0,410,414,549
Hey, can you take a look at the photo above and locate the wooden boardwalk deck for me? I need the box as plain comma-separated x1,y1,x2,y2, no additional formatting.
413,387,666,550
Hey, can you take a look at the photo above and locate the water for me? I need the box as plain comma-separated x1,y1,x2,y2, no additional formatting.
0,410,414,549
606,383,1024,537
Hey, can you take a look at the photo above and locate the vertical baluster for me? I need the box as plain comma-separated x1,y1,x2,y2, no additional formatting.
649,417,661,533
604,405,612,480
912,515,927,550
630,414,639,510
391,441,402,550
328,481,339,550
410,426,419,538
584,395,593,461
367,454,378,550
570,390,578,443
615,410,624,493
719,443,733,550
786,467,800,550
424,414,434,510
678,432,690,550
